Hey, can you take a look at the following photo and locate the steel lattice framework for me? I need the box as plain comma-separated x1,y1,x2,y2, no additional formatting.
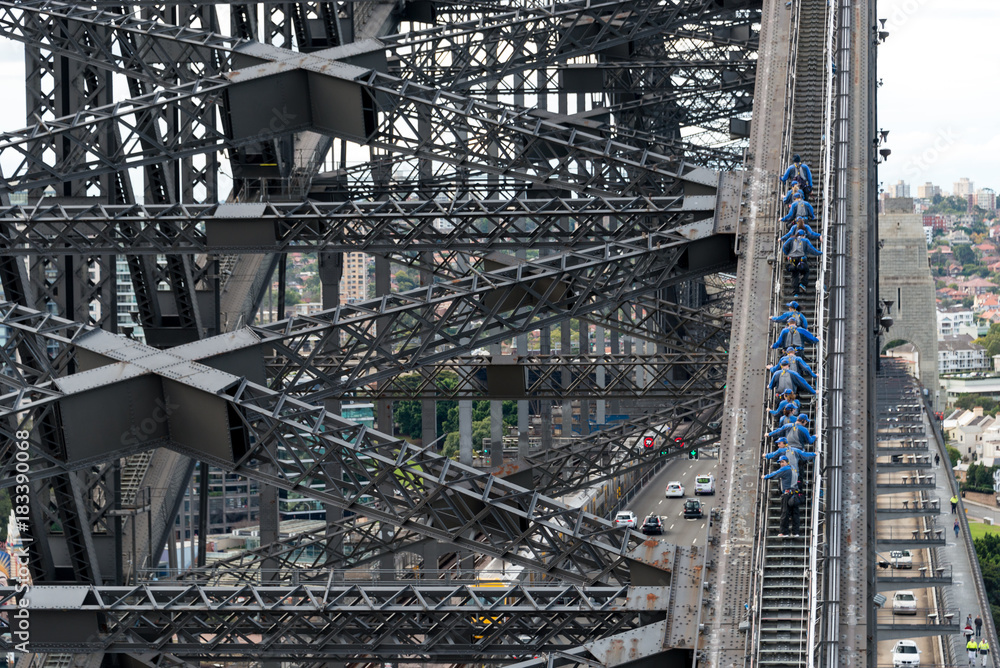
0,0,758,664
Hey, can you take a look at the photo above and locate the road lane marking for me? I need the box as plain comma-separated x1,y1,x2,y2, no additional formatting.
701,523,706,529
670,524,675,530
692,538,697,544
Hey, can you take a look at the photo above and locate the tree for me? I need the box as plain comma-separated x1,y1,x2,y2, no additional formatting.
882,338,908,353
955,244,977,266
393,399,422,440
954,395,1000,414
284,288,302,306
961,462,998,493
976,324,1000,358
394,269,418,292
947,446,962,467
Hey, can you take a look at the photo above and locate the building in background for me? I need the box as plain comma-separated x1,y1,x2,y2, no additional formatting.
340,252,370,304
954,177,975,198
917,182,942,199
938,334,987,375
975,188,997,212
937,307,977,338
887,180,910,198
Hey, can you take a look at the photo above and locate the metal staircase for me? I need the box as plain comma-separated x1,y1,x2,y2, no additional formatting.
752,0,833,664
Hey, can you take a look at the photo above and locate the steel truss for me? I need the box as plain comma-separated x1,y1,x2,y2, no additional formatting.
0,195,716,255
0,299,670,587
0,583,677,659
0,0,758,661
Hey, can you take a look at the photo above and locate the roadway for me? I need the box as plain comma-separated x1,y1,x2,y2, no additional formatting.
624,454,719,547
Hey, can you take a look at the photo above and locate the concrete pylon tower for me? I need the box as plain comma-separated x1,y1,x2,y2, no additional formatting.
878,198,939,407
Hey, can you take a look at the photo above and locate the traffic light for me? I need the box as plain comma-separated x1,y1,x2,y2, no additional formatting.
689,448,699,460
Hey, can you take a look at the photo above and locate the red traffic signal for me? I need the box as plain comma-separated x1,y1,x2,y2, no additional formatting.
643,436,655,449
674,437,685,448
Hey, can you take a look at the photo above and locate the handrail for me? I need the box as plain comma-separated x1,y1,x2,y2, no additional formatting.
748,1,815,663
807,0,838,662
924,390,1000,665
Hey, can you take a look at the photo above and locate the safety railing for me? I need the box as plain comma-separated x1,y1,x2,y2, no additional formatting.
748,1,826,664
923,389,1000,666
138,567,525,586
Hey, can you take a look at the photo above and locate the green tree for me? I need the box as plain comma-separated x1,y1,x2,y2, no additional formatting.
961,462,998,493
284,288,302,306
392,372,460,443
955,244,977,266
442,432,460,459
954,395,1000,414
393,399,422,440
976,323,1000,358
394,269,418,292
947,446,962,467
882,338,907,353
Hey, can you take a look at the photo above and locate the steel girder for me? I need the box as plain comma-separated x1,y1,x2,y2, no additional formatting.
0,583,682,660
0,300,674,586
0,65,720,197
0,1,756,662
0,194,718,255
249,232,733,399
291,351,727,400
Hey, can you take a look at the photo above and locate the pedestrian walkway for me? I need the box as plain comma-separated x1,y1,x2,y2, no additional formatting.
925,398,1000,663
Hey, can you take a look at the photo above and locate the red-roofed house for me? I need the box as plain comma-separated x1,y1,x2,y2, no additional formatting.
975,293,1000,310
958,277,999,295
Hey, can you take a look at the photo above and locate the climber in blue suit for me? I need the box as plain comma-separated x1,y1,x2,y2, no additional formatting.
767,360,816,395
771,301,808,329
780,193,816,222
772,324,819,351
769,388,801,416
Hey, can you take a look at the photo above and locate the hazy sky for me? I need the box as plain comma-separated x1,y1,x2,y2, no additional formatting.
0,2,989,195
877,0,997,194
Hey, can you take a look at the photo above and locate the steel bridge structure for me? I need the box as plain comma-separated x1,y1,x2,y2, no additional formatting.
0,0,899,667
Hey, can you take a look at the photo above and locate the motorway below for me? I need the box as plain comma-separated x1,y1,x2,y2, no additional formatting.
625,454,720,548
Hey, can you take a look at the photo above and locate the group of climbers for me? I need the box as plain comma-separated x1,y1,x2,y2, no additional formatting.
779,155,822,295
761,155,821,539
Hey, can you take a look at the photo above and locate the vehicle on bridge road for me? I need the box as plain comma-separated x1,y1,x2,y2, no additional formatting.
891,591,917,615
892,640,921,667
683,499,704,519
889,549,913,569
665,481,685,498
641,515,664,535
614,510,638,528
694,474,716,495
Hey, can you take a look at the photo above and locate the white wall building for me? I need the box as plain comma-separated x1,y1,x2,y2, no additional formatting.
939,334,988,375
954,177,975,197
946,407,995,461
937,308,977,338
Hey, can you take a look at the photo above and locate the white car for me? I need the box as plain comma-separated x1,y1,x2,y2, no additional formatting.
891,591,917,615
665,481,685,498
614,511,638,528
890,550,913,569
892,640,921,667
694,474,716,495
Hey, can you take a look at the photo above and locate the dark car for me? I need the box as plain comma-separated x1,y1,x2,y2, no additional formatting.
641,515,663,535
683,499,704,519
